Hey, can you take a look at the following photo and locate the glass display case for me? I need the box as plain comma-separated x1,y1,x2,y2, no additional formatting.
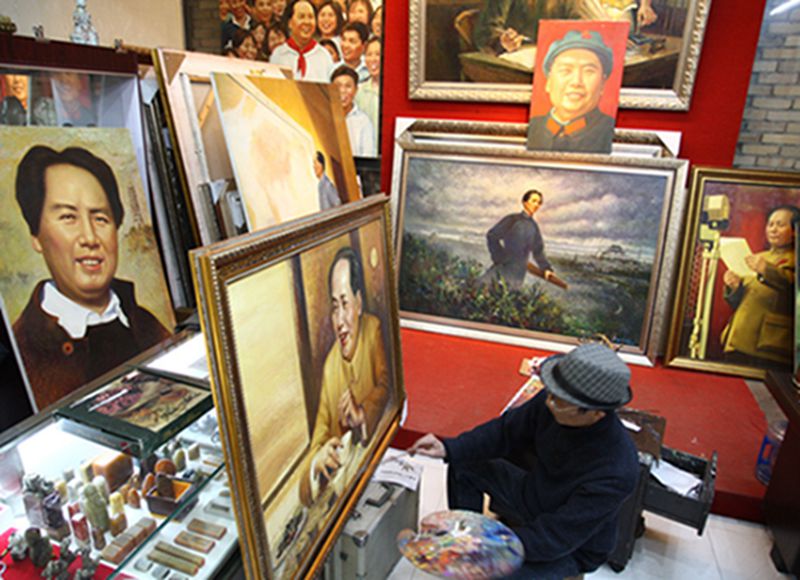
0,331,240,579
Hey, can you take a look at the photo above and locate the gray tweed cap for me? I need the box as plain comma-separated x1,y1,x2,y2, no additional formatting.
539,343,632,410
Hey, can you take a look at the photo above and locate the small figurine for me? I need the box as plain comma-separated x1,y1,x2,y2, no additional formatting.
8,530,27,561
74,547,100,579
41,539,75,580
23,473,55,528
43,491,70,540
80,483,109,532
69,0,98,45
24,527,53,568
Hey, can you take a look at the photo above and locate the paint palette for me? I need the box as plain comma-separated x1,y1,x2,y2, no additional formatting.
397,510,524,579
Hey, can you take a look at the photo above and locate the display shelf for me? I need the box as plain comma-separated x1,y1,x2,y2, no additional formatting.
0,377,238,579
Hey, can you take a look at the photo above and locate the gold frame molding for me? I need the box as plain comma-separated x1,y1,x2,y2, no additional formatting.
191,196,405,579
408,0,711,109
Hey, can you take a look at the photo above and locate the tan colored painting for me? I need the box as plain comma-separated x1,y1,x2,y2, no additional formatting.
0,127,175,410
228,260,309,504
212,73,360,233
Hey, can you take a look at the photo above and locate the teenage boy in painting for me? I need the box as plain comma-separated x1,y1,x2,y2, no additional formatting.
300,247,389,505
12,146,171,409
332,66,375,157
410,343,639,580
526,29,616,154
484,189,554,290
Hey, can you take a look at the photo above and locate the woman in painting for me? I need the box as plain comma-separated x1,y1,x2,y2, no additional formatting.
347,0,373,26
251,20,271,60
720,205,800,368
370,5,382,38
355,36,380,147
229,28,259,60
316,1,345,50
266,22,289,56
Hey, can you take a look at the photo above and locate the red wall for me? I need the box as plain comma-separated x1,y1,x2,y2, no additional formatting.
379,0,769,193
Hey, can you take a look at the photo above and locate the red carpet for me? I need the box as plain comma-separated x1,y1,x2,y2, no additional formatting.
393,328,768,523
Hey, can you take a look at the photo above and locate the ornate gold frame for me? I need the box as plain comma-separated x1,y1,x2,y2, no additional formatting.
665,166,800,379
391,120,689,363
191,196,405,579
408,0,711,109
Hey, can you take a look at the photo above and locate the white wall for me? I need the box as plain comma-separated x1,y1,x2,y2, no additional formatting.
3,0,185,49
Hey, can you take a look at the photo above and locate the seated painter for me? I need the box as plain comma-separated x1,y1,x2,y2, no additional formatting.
13,146,171,409
410,344,639,580
300,247,389,505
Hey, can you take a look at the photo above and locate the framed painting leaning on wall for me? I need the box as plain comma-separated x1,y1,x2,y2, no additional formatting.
666,166,800,379
393,133,688,363
191,196,404,579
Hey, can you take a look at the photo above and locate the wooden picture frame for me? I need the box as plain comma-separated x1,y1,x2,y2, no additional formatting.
408,0,711,109
152,49,286,246
392,121,688,364
191,196,404,579
665,166,800,379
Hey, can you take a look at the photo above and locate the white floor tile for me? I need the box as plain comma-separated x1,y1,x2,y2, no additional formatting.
706,515,791,580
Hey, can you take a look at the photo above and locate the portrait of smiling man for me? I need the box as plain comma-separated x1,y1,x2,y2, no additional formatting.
7,139,173,410
300,246,389,505
527,23,629,154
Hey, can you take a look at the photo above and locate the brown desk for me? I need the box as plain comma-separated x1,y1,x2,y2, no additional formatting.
458,36,681,89
764,371,800,575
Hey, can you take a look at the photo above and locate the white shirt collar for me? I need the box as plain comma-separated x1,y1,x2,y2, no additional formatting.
41,281,130,340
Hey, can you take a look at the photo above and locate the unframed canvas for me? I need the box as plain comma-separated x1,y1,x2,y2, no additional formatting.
0,127,175,411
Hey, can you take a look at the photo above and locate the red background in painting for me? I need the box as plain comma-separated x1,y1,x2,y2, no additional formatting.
528,20,630,119
378,0,769,195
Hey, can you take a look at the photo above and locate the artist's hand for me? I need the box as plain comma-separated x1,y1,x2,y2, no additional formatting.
338,389,366,429
637,1,658,28
313,437,343,482
409,433,446,459
745,254,767,276
723,269,742,289
500,28,524,53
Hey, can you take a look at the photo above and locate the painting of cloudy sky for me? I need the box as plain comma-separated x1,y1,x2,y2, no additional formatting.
398,154,672,346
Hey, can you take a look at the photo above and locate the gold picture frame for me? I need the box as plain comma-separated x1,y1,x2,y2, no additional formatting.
191,196,405,579
408,0,711,109
665,166,800,379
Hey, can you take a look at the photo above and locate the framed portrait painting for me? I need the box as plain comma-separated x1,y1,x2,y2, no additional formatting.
0,127,176,411
393,132,688,363
191,196,404,579
666,167,800,379
408,0,711,109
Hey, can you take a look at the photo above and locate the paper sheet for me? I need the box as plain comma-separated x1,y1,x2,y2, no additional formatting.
374,449,423,491
499,45,536,70
651,459,703,497
145,333,210,381
720,237,753,278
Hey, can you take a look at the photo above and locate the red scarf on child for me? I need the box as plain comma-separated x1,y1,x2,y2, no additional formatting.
286,37,318,78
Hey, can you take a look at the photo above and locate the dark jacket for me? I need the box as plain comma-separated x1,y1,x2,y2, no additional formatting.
12,279,171,410
444,392,638,570
527,108,615,154
486,211,551,289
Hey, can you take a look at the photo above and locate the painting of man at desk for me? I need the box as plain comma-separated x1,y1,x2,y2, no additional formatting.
411,0,709,108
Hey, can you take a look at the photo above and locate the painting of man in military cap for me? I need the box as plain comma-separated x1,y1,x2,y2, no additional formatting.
526,21,629,154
